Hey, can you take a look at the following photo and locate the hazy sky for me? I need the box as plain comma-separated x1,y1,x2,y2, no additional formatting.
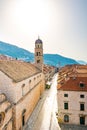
0,0,87,61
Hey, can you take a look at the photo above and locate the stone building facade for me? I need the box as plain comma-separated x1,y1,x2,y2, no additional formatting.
0,60,45,130
57,65,87,127
0,93,12,130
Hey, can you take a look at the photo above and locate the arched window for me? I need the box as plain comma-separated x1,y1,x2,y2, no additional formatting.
29,80,31,84
22,109,26,127
22,84,25,96
64,115,69,122
36,52,38,56
29,80,31,90
39,52,40,56
34,77,36,80
37,60,40,63
0,113,2,125
0,112,5,126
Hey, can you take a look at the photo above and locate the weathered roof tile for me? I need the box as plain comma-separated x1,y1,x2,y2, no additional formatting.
0,60,41,82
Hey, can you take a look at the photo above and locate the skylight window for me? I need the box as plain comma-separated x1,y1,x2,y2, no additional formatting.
79,82,85,88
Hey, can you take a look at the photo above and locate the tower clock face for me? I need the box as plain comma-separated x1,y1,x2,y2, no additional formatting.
0,112,5,126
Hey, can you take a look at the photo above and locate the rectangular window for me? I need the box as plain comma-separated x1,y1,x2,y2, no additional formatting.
64,102,68,109
80,95,84,98
80,103,84,111
80,117,85,125
64,94,68,97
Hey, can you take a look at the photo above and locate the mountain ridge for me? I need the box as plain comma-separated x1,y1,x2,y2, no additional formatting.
0,41,79,67
77,60,87,65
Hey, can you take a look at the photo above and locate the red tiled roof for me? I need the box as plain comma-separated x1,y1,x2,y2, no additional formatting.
43,64,55,74
58,77,87,91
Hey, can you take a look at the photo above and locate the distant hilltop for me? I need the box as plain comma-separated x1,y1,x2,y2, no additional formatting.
0,41,80,67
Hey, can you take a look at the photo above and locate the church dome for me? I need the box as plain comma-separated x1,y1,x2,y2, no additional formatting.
35,38,43,44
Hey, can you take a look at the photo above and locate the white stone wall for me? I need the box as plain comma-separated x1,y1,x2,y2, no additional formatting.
13,72,43,103
0,71,43,103
0,71,45,129
13,83,43,130
58,90,87,125
0,71,16,103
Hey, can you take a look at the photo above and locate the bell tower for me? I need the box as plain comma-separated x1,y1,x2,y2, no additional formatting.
35,37,43,71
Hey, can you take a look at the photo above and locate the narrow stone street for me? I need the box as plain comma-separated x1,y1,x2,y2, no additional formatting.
25,73,60,130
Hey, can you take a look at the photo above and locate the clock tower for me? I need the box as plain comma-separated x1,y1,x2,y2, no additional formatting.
35,37,43,71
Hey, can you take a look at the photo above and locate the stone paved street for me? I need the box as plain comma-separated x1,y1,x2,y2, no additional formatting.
25,73,60,130
25,90,49,130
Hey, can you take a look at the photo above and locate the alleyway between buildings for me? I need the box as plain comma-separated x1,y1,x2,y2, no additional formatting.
25,73,61,130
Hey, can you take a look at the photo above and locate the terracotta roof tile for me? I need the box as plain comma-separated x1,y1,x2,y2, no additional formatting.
58,77,87,91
